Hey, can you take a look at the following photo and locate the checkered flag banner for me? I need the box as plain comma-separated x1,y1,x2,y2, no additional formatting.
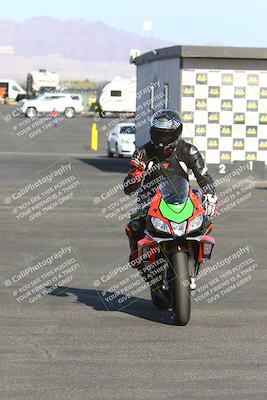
181,69,267,164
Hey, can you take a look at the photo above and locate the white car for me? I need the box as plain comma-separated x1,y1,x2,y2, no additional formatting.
19,93,83,118
107,122,135,157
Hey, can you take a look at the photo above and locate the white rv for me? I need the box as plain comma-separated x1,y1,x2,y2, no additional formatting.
0,79,26,102
26,70,60,96
98,77,136,116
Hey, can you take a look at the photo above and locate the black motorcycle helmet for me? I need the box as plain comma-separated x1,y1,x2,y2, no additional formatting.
150,109,183,155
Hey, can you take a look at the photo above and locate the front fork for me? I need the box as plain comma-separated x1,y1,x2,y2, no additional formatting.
160,242,196,290
162,241,202,291
186,236,215,289
137,235,215,292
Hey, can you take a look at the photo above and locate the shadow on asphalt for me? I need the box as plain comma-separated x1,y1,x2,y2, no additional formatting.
255,186,267,190
48,286,174,326
78,156,129,174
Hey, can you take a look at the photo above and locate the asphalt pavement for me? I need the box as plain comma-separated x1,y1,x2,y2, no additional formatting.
0,107,266,400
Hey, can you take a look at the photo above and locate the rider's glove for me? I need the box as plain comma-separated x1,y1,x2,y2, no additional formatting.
202,194,218,217
130,158,146,172
128,158,146,183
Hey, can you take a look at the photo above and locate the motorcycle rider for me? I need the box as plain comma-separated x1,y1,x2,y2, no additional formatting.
124,109,218,264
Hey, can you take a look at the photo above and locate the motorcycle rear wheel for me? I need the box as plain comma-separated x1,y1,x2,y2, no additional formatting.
170,252,191,326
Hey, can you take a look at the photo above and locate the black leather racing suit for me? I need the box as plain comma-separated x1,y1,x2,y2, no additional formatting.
124,139,216,257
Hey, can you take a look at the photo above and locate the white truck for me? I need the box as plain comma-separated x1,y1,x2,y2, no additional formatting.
97,77,136,117
0,79,26,103
26,70,60,96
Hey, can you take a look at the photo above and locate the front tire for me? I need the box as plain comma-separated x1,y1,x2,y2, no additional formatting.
100,110,107,118
171,252,191,326
107,143,114,158
115,144,123,158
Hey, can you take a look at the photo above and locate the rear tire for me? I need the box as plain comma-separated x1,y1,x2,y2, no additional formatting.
26,107,37,118
65,107,75,118
171,252,191,326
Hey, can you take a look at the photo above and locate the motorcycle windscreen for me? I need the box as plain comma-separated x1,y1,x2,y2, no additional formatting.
159,176,194,223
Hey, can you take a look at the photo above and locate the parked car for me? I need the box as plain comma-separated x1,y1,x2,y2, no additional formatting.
107,122,135,157
19,93,83,118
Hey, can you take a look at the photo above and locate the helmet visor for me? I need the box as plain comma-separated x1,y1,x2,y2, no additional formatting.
151,130,179,146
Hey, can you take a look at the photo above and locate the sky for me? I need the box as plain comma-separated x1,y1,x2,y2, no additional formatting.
1,0,267,48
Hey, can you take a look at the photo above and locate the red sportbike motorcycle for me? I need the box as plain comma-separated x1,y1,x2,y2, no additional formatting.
136,174,215,326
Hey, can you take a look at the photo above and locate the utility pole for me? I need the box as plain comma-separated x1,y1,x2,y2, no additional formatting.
143,21,154,50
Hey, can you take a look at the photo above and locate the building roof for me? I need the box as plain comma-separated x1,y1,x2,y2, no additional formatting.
131,45,267,66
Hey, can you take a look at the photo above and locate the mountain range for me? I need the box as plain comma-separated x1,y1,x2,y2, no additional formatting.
0,17,173,81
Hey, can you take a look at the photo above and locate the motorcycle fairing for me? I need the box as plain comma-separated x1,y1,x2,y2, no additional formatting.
137,236,160,265
186,233,215,262
159,197,194,224
148,188,204,230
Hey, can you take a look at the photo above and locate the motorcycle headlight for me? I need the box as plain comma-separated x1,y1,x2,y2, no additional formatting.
188,215,203,232
171,221,187,237
151,217,171,234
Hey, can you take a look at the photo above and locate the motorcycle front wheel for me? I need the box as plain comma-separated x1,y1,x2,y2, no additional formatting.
170,252,191,326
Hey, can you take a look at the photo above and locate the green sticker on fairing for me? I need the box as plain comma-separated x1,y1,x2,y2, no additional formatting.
159,197,194,223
